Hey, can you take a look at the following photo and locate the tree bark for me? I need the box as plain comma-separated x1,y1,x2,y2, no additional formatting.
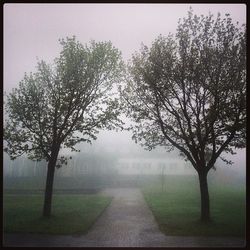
43,146,60,217
198,170,210,222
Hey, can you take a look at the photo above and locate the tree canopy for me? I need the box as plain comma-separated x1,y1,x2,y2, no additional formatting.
4,36,125,217
120,9,246,221
4,37,124,164
121,9,246,174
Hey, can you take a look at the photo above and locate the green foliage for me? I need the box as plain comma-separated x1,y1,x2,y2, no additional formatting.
121,9,246,172
4,36,124,163
3,194,112,234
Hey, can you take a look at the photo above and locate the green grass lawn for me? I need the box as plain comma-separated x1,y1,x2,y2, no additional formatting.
4,194,112,235
142,175,246,238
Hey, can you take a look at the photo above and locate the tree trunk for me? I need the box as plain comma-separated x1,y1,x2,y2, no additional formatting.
198,171,210,222
43,147,60,217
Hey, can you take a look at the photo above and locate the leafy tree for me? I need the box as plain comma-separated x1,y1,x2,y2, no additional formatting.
121,10,246,221
4,37,124,217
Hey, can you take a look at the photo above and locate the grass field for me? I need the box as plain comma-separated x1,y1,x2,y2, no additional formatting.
3,194,112,235
142,175,246,238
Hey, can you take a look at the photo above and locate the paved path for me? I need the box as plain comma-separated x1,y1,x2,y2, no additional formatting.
3,188,245,247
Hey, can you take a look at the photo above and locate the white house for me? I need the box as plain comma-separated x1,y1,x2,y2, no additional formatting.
115,157,195,175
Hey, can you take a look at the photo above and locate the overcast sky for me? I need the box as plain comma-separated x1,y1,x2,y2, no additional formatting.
3,3,246,170
4,3,246,93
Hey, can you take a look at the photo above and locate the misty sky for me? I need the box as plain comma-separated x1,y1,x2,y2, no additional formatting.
3,3,246,171
4,3,246,93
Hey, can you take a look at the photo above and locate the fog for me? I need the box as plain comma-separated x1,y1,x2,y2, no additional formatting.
4,4,246,93
4,128,246,190
3,4,246,190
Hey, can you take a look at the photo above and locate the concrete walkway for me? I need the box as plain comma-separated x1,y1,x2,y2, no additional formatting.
3,188,245,247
